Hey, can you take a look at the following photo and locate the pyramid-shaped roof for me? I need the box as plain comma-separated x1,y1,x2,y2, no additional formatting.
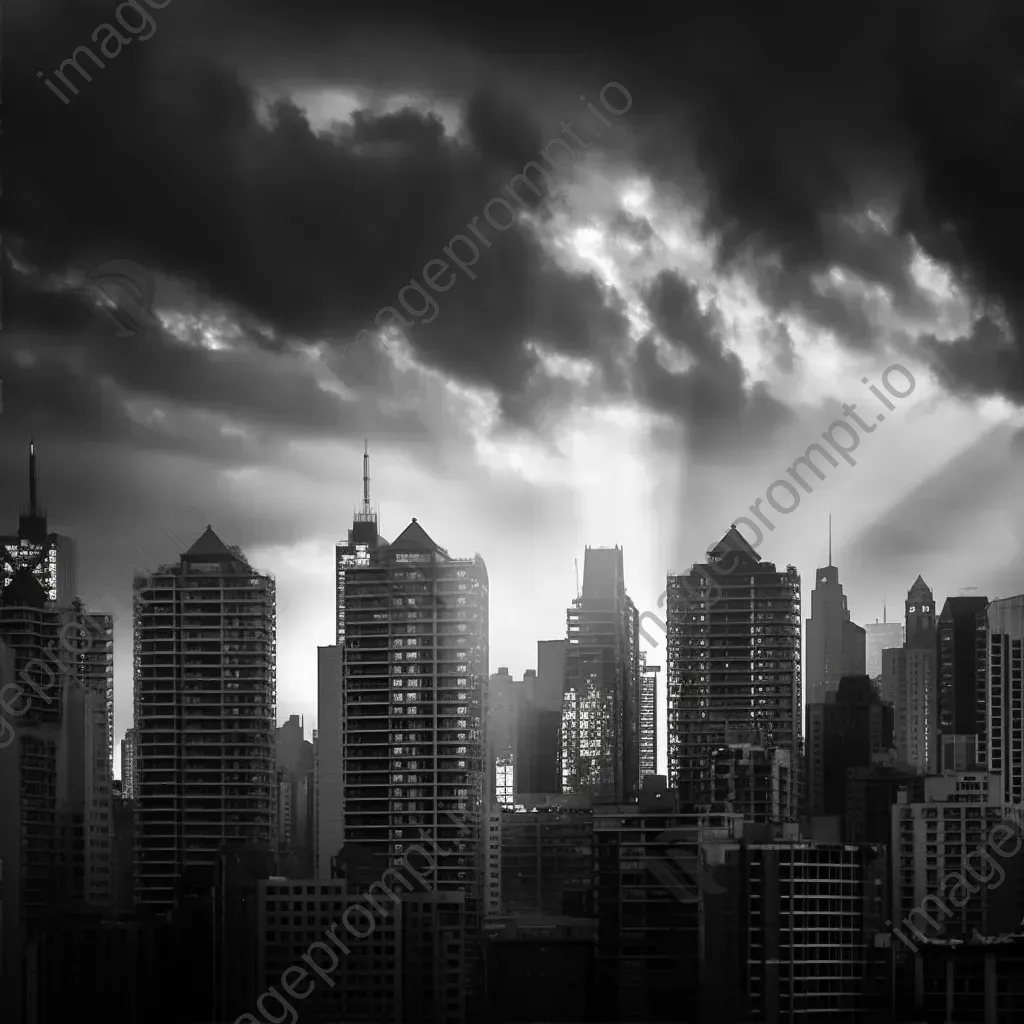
390,518,444,554
708,525,761,565
184,525,237,559
1,567,48,608
908,574,931,598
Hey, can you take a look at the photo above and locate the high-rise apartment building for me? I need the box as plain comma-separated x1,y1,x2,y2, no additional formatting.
487,666,520,807
938,595,988,769
315,644,344,877
886,576,938,773
865,618,904,683
560,546,639,801
275,714,314,876
121,727,138,800
1,442,77,604
805,560,866,703
891,772,1023,950
516,641,564,796
984,596,1024,805
639,655,660,780
133,526,277,911
334,471,489,934
666,528,801,813
0,571,112,1023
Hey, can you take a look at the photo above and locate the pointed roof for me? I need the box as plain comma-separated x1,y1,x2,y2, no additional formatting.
708,525,761,565
1,567,48,608
390,518,445,554
184,525,237,559
908,574,932,598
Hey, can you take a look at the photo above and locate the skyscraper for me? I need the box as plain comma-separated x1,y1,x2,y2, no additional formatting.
121,726,138,800
937,595,988,758
639,655,659,780
886,576,938,773
984,595,1024,805
487,666,520,807
805,675,893,826
516,640,565,796
804,552,865,704
666,527,801,813
133,526,277,910
0,571,112,1023
275,714,315,876
560,546,640,801
334,474,489,931
1,441,77,604
864,617,903,682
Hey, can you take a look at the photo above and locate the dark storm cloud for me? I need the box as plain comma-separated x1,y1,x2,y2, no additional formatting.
9,0,1024,431
7,0,628,417
632,272,794,450
216,0,1024,403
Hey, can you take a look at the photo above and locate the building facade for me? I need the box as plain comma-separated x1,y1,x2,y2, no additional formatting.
666,528,801,814
805,562,866,703
1,442,76,605
985,596,1024,805
638,655,659,781
560,547,640,802
886,576,938,774
133,526,277,910
937,594,988,747
336,511,489,937
805,675,893,824
864,619,903,683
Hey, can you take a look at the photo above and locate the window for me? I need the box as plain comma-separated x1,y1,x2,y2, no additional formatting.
909,605,916,613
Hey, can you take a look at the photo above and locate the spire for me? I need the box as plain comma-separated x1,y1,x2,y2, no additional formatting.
29,439,38,516
828,514,832,567
362,439,371,517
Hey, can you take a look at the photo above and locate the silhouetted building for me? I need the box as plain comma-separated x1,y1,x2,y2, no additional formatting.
805,559,866,703
483,916,597,1023
133,526,277,911
886,576,938,773
701,832,890,1023
594,777,742,1022
560,546,640,801
710,739,794,822
500,807,594,916
516,641,564,795
865,618,903,685
985,596,1024,804
0,572,113,1022
487,666,520,807
1,441,77,604
255,877,467,1024
806,675,893,828
891,773,1024,950
938,595,988,742
275,714,314,876
667,528,801,814
315,644,343,877
845,762,924,844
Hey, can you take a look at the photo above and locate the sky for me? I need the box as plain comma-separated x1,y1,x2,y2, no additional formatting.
5,0,1024,776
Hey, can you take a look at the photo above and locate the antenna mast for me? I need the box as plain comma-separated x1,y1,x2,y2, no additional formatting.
362,439,372,517
29,440,38,516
